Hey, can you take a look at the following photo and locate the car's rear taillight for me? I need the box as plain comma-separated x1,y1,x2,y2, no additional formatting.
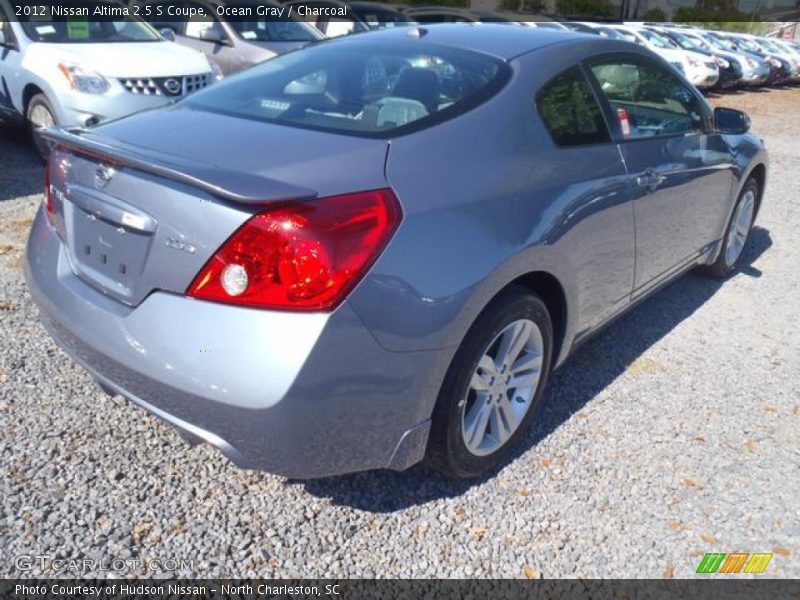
44,159,55,222
187,189,403,311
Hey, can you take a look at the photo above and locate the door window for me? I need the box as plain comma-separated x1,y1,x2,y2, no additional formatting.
590,57,706,140
537,66,610,147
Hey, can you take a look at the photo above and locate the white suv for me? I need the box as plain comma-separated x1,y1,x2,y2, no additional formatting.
609,24,720,90
0,0,221,157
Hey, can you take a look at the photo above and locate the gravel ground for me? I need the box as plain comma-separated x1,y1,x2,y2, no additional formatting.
1,88,799,579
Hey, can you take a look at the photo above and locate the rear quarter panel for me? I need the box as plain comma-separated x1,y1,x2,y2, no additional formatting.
349,40,639,364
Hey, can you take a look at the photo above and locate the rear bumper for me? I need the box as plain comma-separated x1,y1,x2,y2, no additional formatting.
25,208,437,478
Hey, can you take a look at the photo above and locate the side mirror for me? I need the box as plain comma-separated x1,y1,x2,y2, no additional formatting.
715,107,750,134
199,26,229,45
159,27,177,42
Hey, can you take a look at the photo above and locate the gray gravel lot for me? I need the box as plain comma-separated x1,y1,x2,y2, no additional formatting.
1,89,799,579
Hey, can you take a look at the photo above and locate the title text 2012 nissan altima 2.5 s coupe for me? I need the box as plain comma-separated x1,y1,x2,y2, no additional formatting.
27,25,767,479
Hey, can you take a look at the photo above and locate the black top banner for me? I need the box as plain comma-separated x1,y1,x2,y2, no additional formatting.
2,0,800,23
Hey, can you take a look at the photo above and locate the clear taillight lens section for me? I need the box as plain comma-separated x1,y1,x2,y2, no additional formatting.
187,189,402,311
44,159,54,222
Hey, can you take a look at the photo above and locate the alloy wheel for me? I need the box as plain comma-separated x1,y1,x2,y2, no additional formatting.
725,189,756,267
460,318,544,456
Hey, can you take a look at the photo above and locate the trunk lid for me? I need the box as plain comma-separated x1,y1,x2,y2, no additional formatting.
43,106,390,307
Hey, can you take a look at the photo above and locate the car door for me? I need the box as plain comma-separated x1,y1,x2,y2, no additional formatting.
587,54,736,292
0,3,23,122
534,64,636,330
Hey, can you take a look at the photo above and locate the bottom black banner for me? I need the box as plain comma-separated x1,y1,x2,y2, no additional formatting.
2,579,800,600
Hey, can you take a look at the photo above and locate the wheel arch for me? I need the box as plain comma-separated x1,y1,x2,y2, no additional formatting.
507,271,568,369
22,83,46,115
747,162,767,219
468,270,570,371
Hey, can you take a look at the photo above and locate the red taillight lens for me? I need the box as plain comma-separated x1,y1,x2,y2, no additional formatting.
44,159,55,221
187,188,403,311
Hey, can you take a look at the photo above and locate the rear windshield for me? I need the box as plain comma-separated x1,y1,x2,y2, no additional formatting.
183,39,508,137
638,29,677,49
231,18,323,42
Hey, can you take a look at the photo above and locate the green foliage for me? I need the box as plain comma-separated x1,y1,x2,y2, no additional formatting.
673,0,749,24
642,8,666,21
556,0,612,17
674,20,769,33
501,0,547,11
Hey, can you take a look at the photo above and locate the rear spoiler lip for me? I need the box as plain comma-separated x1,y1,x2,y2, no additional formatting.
42,127,318,206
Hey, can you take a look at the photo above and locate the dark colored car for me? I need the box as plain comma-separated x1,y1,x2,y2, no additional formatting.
348,2,417,29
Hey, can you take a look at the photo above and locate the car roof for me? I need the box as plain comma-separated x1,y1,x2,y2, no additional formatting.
345,23,583,60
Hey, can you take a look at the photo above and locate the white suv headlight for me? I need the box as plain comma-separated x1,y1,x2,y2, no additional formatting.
715,56,730,69
58,63,110,94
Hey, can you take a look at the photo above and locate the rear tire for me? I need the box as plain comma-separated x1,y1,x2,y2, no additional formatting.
26,93,57,162
698,177,759,279
427,286,553,479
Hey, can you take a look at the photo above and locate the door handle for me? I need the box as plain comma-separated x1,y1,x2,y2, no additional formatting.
635,170,665,192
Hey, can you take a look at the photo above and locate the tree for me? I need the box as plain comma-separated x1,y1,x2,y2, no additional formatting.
642,8,666,20
556,0,613,17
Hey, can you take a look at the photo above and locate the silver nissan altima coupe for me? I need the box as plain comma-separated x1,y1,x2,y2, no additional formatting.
27,25,767,479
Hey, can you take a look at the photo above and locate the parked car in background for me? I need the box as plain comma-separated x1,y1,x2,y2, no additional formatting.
616,25,719,89
650,27,743,89
29,26,767,479
561,22,599,34
524,20,569,30
590,25,634,41
284,0,370,37
772,38,800,62
140,0,323,76
751,35,800,82
348,2,417,29
0,0,219,158
404,8,481,23
696,29,770,87
564,22,637,42
712,32,790,85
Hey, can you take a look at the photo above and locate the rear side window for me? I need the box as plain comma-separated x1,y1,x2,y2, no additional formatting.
537,67,610,147
184,39,508,137
589,57,706,140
